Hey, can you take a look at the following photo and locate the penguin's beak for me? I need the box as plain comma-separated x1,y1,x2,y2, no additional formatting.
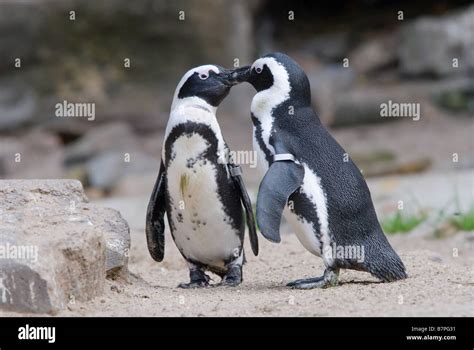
222,66,251,86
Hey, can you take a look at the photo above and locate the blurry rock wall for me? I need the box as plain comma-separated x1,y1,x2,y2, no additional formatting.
0,0,472,194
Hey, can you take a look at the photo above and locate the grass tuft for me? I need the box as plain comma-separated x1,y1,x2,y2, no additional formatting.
382,211,427,234
451,207,474,231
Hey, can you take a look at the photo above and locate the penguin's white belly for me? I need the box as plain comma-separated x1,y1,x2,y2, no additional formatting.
253,128,329,259
252,132,269,178
283,207,322,257
166,134,241,267
284,164,332,260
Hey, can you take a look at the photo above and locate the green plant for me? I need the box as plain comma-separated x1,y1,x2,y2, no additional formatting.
451,207,474,231
382,211,427,234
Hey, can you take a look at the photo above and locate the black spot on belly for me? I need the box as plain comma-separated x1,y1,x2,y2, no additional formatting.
177,213,184,223
186,160,192,168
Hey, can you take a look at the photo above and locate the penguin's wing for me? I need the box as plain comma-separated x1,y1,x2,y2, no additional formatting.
256,158,304,243
229,164,259,256
146,161,167,262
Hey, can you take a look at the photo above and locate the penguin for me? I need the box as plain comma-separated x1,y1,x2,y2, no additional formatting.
236,53,407,289
146,65,258,288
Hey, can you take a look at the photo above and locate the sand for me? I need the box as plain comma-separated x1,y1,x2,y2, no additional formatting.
50,229,473,317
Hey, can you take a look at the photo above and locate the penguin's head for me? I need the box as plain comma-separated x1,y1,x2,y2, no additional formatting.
238,52,311,105
172,65,243,110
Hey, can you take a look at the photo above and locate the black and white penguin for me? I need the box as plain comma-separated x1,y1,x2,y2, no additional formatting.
146,65,258,288
237,53,407,289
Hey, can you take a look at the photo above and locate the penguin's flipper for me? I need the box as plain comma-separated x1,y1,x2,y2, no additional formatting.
257,160,304,243
146,161,167,262
229,164,259,256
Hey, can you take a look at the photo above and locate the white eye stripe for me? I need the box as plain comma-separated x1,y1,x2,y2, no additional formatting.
251,59,265,74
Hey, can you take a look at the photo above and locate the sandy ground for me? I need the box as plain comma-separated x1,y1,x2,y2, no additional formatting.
2,232,473,317
50,229,473,317
2,170,473,317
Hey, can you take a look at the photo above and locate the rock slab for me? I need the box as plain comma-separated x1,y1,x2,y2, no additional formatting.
398,5,474,77
0,180,130,314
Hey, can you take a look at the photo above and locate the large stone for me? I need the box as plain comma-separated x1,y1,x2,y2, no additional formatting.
0,129,64,179
63,122,140,166
0,80,37,131
86,150,158,191
301,32,352,62
92,207,131,279
350,33,397,74
0,4,43,71
398,5,474,77
331,83,434,127
0,180,130,314
307,65,356,125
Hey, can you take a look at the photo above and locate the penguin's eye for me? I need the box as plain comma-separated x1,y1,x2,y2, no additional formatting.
199,73,209,80
255,67,262,74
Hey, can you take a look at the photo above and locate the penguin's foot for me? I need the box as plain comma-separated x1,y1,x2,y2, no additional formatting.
217,265,243,287
287,268,339,289
177,280,209,289
178,267,211,289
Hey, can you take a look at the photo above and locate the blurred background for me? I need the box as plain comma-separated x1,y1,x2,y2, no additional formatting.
0,0,473,237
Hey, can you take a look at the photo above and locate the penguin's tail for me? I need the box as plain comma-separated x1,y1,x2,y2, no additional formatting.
361,234,408,282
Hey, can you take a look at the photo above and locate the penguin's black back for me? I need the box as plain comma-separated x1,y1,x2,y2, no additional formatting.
270,101,407,281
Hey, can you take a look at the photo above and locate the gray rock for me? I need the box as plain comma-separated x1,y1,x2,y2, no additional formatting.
398,5,474,77
333,89,388,126
0,80,37,131
92,207,131,280
368,169,474,224
331,84,431,127
350,33,397,74
0,129,64,179
307,66,356,124
302,32,351,61
0,4,43,70
0,180,130,314
94,84,170,133
86,150,158,191
64,122,140,166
